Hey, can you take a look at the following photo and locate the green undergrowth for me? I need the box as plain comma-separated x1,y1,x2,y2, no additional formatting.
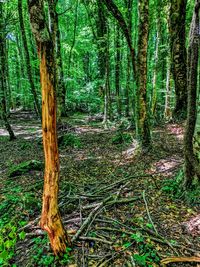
8,160,43,177
161,170,200,205
58,133,82,148
27,236,72,266
0,220,26,266
112,131,133,145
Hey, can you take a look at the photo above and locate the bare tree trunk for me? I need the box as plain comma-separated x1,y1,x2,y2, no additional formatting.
28,0,71,255
164,58,172,120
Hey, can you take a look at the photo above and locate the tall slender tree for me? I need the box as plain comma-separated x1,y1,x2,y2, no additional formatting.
28,0,71,254
0,1,16,140
18,0,41,117
169,0,187,118
136,0,151,148
184,0,200,188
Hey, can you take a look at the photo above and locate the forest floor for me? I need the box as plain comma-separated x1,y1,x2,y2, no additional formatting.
0,110,200,267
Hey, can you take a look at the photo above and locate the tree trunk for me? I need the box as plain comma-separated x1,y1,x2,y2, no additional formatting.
102,0,136,77
28,0,71,255
18,0,41,117
0,2,16,140
169,0,187,119
184,0,200,188
136,0,151,148
164,57,172,120
55,12,66,119
115,25,121,117
151,30,159,116
125,0,133,118
96,0,108,116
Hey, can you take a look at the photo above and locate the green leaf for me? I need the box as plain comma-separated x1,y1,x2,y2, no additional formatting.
19,231,26,240
0,250,9,260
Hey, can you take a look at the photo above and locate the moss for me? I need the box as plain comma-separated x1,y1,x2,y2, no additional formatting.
8,160,43,177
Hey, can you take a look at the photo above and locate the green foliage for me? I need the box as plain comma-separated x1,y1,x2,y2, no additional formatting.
8,160,43,177
0,186,40,222
161,170,200,204
31,236,72,266
112,131,132,145
161,170,183,195
58,133,82,148
0,221,26,266
130,232,160,266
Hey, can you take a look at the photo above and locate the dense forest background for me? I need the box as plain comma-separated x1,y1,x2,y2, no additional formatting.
0,0,200,266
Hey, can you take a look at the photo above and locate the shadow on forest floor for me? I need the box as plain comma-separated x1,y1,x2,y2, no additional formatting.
0,111,199,267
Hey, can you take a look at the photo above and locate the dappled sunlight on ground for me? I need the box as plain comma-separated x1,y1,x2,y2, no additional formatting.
0,124,42,139
147,156,183,176
167,123,184,140
184,214,200,236
75,125,107,134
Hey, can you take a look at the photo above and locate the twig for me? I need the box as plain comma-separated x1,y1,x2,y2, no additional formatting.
83,197,141,210
97,241,135,267
78,236,112,245
161,256,200,266
142,190,158,235
72,195,112,242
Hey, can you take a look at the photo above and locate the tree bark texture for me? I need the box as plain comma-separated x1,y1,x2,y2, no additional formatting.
115,25,121,116
184,0,200,188
169,0,187,118
136,0,151,148
28,0,70,255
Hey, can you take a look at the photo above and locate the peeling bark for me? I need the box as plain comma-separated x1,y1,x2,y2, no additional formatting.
28,0,71,255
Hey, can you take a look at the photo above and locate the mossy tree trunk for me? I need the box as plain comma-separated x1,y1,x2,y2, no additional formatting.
169,0,187,119
0,2,16,141
18,0,41,117
184,0,200,189
136,0,151,148
28,0,71,255
125,0,133,118
115,25,122,117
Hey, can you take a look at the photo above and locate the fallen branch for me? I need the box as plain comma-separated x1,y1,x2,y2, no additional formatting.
83,197,141,211
142,190,158,235
72,195,112,242
161,256,200,265
78,236,112,245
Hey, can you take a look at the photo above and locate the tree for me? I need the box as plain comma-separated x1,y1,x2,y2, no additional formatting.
184,0,200,188
28,0,71,255
169,0,187,118
0,1,16,141
18,0,41,117
102,0,151,148
55,10,66,119
136,0,151,148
